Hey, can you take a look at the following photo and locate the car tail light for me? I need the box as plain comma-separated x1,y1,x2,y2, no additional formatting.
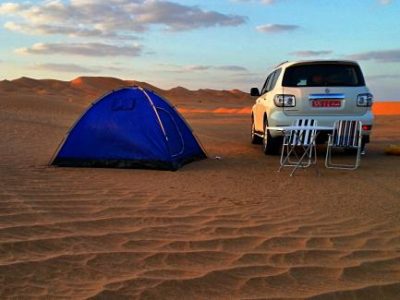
362,125,372,131
357,93,373,107
274,94,296,107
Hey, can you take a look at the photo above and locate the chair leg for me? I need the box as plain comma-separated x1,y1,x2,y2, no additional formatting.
313,144,317,165
279,143,298,171
290,144,316,176
325,137,333,168
280,134,303,171
280,144,313,171
279,144,286,172
312,144,320,176
279,127,318,175
279,138,286,172
325,146,361,170
279,139,288,167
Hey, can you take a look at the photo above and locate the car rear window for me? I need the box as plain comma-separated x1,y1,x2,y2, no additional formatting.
282,63,365,87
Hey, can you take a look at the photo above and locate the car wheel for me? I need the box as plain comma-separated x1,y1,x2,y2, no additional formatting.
344,147,359,155
262,120,282,155
251,118,262,144
361,136,367,150
345,136,368,155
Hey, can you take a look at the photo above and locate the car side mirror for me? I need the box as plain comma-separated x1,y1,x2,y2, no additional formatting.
250,88,260,97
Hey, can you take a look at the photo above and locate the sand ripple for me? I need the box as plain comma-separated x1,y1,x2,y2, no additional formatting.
1,166,400,299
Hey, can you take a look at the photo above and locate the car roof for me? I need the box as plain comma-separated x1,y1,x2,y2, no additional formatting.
274,60,360,70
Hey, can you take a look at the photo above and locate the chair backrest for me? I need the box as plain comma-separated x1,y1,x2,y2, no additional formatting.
332,120,362,147
288,119,318,146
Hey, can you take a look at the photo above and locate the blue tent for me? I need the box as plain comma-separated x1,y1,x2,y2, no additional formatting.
50,87,207,170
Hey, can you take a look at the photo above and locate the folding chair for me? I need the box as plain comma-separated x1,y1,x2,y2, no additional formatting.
279,119,318,176
325,120,362,170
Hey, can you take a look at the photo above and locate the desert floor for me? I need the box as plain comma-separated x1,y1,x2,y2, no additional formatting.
1,94,400,299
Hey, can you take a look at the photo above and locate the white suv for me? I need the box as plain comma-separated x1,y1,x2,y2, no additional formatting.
250,60,374,154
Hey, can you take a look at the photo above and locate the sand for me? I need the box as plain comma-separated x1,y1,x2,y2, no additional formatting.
0,79,400,299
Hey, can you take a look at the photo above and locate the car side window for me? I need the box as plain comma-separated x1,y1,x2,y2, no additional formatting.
261,69,282,95
261,72,274,95
269,68,282,91
266,71,277,92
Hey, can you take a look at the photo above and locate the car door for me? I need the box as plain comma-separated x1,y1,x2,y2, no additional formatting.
255,72,274,131
255,69,281,131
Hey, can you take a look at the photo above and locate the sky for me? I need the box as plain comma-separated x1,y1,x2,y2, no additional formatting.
0,0,399,100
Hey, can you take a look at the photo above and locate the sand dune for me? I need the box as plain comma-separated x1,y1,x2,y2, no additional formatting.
372,102,400,115
0,79,400,299
0,77,252,109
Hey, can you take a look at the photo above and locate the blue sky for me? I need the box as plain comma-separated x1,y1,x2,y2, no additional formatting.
0,0,399,99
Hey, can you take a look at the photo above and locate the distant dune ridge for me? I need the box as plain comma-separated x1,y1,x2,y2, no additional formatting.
1,76,398,115
372,102,400,115
0,77,252,109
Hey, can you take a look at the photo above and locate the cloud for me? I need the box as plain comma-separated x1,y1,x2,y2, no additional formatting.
0,2,28,14
189,65,212,71
290,50,333,57
4,21,129,39
1,0,246,39
32,63,98,73
346,49,400,63
256,24,299,33
16,42,142,57
31,62,125,73
161,64,248,73
379,0,392,4
133,1,246,31
215,65,248,71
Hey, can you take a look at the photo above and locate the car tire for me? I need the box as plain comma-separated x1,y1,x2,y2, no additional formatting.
251,117,263,144
262,120,282,155
345,136,368,154
344,147,358,155
361,136,368,150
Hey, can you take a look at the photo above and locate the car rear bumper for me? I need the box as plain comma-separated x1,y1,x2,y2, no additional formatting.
268,110,374,140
